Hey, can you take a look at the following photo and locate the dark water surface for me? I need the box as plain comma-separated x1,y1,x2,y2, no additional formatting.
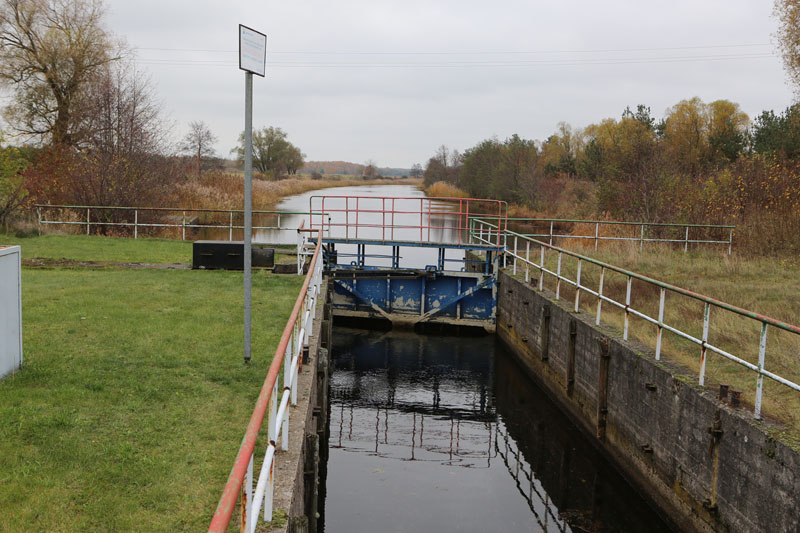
319,328,674,533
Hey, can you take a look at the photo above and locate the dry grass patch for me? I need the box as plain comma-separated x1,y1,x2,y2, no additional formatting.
424,181,470,198
507,241,800,438
167,172,422,235
174,171,422,212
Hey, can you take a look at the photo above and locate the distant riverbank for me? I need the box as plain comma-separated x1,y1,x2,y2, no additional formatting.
174,171,423,212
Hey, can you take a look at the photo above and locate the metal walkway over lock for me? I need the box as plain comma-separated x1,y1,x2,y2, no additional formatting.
302,195,508,330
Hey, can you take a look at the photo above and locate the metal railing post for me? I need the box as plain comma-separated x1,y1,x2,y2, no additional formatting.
428,198,432,242
595,222,599,251
86,208,90,235
596,267,605,326
623,276,632,340
525,241,530,283
182,210,186,241
264,443,275,522
345,198,350,240
684,226,689,253
244,456,253,533
755,323,768,419
728,228,733,256
513,236,518,276
639,224,644,251
297,230,302,275
419,198,424,243
549,221,554,246
538,246,545,291
269,381,278,443
655,288,665,360
555,252,562,300
699,303,710,386
574,259,582,312
134,210,138,239
230,211,234,241
285,333,294,439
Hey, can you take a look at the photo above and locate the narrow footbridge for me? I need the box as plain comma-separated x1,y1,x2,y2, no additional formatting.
302,195,508,330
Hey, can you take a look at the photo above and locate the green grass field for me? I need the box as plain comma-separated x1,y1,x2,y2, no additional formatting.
0,236,303,531
1,233,193,263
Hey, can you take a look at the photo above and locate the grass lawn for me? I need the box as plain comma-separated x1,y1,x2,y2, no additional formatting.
0,241,304,531
509,242,800,441
0,232,299,266
0,233,193,263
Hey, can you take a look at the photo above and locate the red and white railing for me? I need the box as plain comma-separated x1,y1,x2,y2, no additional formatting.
308,195,507,245
208,226,323,533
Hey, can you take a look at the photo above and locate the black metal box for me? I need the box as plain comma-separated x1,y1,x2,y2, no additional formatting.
192,241,275,270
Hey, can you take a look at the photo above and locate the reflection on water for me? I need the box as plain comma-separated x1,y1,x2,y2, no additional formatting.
319,328,674,533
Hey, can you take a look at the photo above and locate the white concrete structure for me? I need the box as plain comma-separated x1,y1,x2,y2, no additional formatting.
0,245,22,379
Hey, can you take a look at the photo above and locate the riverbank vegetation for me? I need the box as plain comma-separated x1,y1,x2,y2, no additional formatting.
0,236,304,531
424,180,470,198
423,98,800,256
173,171,421,213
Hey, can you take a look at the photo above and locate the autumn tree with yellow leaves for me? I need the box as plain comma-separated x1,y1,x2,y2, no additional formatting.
774,0,800,97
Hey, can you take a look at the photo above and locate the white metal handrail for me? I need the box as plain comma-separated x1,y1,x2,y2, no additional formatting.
208,227,323,532
471,218,800,421
246,255,322,532
469,217,735,255
35,204,331,241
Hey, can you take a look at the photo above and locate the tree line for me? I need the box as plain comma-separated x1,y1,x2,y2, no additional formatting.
422,98,800,254
0,0,305,227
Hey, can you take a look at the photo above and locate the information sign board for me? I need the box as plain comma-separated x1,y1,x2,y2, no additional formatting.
239,24,266,77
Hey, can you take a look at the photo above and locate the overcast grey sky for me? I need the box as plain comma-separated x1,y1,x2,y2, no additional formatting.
104,0,793,168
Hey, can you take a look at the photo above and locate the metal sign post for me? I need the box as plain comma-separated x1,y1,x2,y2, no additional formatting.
239,24,266,363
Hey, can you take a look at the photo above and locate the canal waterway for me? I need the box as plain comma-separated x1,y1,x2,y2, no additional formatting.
319,328,674,533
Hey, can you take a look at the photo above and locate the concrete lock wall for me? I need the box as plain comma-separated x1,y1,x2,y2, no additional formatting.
496,270,800,533
0,246,23,380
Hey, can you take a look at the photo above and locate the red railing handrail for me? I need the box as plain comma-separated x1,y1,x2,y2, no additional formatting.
207,222,322,532
308,195,508,244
